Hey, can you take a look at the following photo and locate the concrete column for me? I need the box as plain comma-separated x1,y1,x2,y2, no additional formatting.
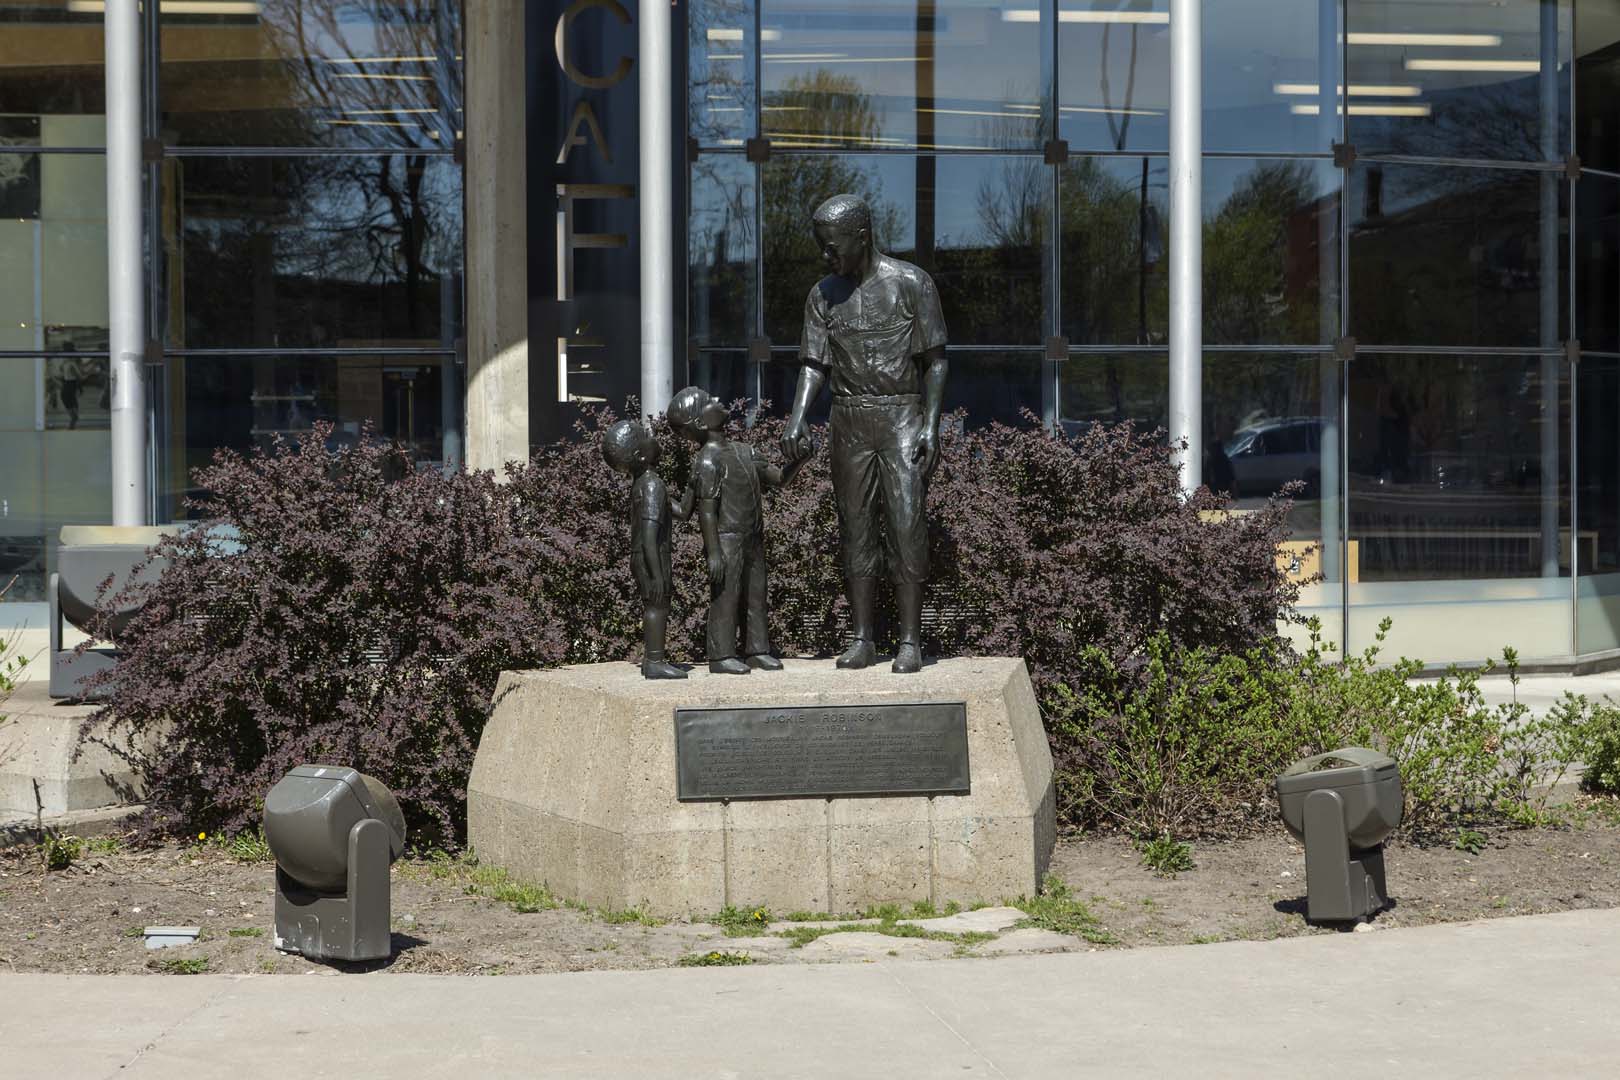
1168,0,1202,494
105,0,146,525
464,0,530,472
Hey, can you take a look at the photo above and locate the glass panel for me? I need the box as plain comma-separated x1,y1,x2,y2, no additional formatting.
1203,157,1340,345
690,349,752,407
161,1,462,149
762,154,911,344
172,154,463,349
1204,0,1339,154
1059,1,1170,152
1346,0,1569,162
0,1,106,144
1066,157,1339,347
690,0,757,148
930,156,1046,346
1203,351,1345,651
1577,354,1620,650
156,351,457,516
0,153,108,352
1577,0,1620,171
1060,156,1168,345
0,392,113,603
759,0,1044,151
940,350,1044,427
690,155,756,348
1347,353,1571,662
1348,163,1568,349
1058,351,1166,436
1577,174,1619,352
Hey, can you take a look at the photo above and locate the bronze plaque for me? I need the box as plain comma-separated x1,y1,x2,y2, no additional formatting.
675,702,970,801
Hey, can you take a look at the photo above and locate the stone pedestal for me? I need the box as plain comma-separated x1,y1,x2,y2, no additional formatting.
466,657,1055,916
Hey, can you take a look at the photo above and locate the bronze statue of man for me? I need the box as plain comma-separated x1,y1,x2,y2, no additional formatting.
782,193,948,674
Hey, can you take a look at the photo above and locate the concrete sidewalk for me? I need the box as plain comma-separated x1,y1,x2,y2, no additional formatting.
3,909,1617,1079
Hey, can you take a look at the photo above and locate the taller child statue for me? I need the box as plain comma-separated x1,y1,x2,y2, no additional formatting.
782,193,948,674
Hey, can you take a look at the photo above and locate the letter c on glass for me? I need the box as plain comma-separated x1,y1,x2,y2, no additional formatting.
555,0,634,90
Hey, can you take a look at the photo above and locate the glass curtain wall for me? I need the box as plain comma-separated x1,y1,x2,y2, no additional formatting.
155,1,465,520
0,1,111,601
0,1,465,606
688,0,1614,664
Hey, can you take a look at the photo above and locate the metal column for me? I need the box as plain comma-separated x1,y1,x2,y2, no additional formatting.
639,0,674,419
105,0,147,526
1168,0,1202,494
1539,0,1562,579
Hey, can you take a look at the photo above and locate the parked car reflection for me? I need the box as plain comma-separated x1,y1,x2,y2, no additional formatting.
1223,417,1321,498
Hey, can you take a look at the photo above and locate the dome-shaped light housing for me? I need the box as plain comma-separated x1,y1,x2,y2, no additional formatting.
264,765,407,961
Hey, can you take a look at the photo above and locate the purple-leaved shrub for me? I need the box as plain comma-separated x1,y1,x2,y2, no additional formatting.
82,408,1298,843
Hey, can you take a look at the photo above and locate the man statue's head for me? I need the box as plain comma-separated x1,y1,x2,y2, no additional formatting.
812,193,872,278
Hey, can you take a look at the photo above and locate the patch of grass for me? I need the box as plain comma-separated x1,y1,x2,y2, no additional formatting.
1453,827,1487,855
1137,835,1195,877
596,906,664,927
123,926,145,939
1189,934,1222,945
40,834,84,871
84,835,123,856
156,957,208,975
228,927,265,938
455,863,558,913
678,950,754,967
711,905,773,937
224,828,273,863
1012,875,1118,945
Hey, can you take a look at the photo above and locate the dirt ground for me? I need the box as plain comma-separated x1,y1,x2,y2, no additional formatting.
3,802,1618,975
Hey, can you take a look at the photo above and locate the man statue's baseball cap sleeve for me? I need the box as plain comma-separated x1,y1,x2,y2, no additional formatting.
799,285,830,372
915,272,948,353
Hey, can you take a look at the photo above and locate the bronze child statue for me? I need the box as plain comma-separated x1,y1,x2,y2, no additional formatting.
601,419,686,680
667,386,802,675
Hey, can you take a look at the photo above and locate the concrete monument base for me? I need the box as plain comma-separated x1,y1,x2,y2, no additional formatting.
467,657,1055,916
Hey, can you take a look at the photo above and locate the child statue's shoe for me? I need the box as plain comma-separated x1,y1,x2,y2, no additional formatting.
709,656,751,675
642,659,688,680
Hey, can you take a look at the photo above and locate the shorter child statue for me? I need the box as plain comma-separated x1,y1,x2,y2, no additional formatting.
601,419,686,680
667,387,802,675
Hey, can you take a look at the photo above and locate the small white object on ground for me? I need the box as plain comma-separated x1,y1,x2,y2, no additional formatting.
143,927,200,950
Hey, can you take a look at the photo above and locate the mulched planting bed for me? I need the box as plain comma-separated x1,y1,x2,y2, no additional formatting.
3,801,1617,975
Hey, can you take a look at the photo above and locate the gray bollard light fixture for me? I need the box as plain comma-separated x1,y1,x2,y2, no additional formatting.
263,765,407,962
1275,748,1403,923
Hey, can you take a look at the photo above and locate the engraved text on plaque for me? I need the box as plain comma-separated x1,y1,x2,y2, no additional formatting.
675,702,970,801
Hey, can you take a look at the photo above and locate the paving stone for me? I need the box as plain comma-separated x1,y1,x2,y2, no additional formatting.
897,906,1024,934
794,932,955,962
972,928,1076,955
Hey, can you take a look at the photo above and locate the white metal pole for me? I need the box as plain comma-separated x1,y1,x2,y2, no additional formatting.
639,0,674,419
1168,0,1202,494
105,0,146,526
1539,0,1561,578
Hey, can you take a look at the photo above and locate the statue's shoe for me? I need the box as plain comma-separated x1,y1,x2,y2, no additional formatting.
642,660,688,680
892,642,923,674
746,653,783,671
709,657,751,675
836,639,877,669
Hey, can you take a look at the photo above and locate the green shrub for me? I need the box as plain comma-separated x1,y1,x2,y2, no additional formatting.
1049,632,1314,839
1575,699,1620,795
1293,622,1591,836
